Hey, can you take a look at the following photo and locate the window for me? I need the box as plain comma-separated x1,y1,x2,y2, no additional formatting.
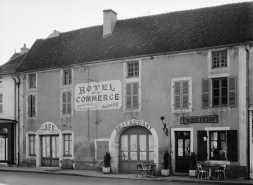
197,130,237,161
28,74,36,89
202,76,236,108
63,134,72,156
63,69,72,85
212,50,227,68
173,80,189,110
62,91,71,115
28,94,36,117
0,93,2,113
127,61,139,77
29,135,36,156
126,82,139,109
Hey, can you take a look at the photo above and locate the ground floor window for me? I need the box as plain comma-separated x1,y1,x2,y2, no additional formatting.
29,135,36,156
63,134,72,156
210,131,226,160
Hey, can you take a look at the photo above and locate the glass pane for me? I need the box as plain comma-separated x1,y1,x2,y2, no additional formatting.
149,152,154,161
0,136,6,160
130,152,137,160
220,132,226,140
211,132,218,140
65,140,69,155
130,135,137,151
185,139,190,157
140,152,146,160
222,79,227,87
178,139,183,157
69,137,72,155
222,88,227,96
139,135,146,152
56,136,59,157
42,136,46,157
222,97,227,104
149,135,154,151
213,89,220,96
213,97,219,105
121,151,128,160
52,136,56,158
121,135,128,151
213,80,219,88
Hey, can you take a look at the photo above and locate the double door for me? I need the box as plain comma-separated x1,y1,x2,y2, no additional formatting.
120,126,154,173
41,135,59,167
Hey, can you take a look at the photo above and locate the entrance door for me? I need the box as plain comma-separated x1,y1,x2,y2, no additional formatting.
41,135,59,167
175,131,191,173
0,130,7,162
120,126,154,173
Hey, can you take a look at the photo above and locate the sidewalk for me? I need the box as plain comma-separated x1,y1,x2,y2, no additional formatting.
0,166,252,184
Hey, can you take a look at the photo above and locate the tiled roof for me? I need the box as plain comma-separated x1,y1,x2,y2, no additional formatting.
16,2,253,73
0,53,26,76
8,53,21,61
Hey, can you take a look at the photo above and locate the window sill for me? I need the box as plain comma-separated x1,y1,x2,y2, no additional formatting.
125,109,141,113
27,88,37,92
172,109,192,113
208,107,232,111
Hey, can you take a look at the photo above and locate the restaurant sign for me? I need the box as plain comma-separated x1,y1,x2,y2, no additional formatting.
115,119,152,132
75,80,122,111
180,115,218,124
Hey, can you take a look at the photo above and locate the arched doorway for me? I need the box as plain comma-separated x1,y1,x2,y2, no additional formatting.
120,126,153,173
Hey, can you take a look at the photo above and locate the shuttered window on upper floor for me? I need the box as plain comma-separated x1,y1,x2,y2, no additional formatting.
126,82,139,109
63,69,72,85
0,93,2,113
173,80,189,110
28,94,36,117
62,91,72,115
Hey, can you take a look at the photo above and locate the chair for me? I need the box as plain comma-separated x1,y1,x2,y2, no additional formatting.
197,164,208,179
214,164,226,180
137,163,146,177
149,163,156,177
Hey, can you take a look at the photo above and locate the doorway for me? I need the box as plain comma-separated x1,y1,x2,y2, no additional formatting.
175,131,191,173
41,135,59,167
119,126,154,173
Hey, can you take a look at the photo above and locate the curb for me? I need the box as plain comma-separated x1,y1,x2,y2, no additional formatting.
0,168,251,185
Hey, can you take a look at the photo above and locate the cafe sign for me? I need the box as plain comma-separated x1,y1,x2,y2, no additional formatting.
38,122,60,134
180,115,218,124
115,119,152,132
75,80,122,111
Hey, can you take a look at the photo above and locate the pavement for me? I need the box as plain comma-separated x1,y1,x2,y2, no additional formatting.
0,166,252,184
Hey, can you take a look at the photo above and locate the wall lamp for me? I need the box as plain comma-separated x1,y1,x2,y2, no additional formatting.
160,116,168,136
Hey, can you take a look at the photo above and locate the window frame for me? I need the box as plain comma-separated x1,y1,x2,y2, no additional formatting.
62,91,72,115
126,82,139,110
212,78,228,107
28,73,36,89
0,93,3,114
209,131,226,160
63,69,72,85
27,94,36,118
127,61,139,78
63,134,72,156
212,50,227,69
29,134,36,156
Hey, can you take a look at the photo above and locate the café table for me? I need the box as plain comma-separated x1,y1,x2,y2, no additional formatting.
203,164,220,180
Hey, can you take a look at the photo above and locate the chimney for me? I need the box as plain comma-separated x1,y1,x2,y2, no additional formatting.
20,44,29,54
103,9,117,38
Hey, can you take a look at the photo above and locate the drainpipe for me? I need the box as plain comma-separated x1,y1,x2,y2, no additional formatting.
12,77,17,165
246,45,250,179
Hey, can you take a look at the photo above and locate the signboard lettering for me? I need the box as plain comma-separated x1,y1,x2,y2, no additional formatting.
39,122,59,132
114,119,152,132
180,115,218,124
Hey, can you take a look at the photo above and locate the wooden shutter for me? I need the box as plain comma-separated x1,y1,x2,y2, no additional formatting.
133,82,139,109
182,81,189,109
174,81,181,109
63,92,67,114
31,95,36,117
0,94,2,113
228,76,236,107
126,83,132,109
69,69,72,84
197,131,207,160
202,79,209,108
67,92,71,114
227,130,237,161
28,95,31,117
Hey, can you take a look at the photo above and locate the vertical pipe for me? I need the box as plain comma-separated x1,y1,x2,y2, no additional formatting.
246,45,250,179
12,77,17,164
17,76,20,166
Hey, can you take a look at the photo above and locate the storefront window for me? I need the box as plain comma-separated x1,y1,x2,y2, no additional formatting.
121,135,128,161
210,131,226,160
149,135,154,161
130,135,137,160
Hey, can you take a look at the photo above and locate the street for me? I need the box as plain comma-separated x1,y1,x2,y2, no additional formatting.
0,171,218,185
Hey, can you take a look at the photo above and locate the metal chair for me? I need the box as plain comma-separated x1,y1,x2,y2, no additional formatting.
149,163,156,177
197,164,208,179
137,163,145,177
214,164,226,180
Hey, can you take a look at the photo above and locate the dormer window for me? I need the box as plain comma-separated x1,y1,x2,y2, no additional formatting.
212,50,227,68
127,61,139,77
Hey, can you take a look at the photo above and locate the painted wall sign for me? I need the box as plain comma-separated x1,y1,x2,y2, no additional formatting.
75,80,122,111
39,122,59,132
180,115,218,124
115,119,152,132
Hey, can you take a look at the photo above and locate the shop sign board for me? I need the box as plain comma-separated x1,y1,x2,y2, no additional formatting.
38,122,60,134
180,115,218,124
115,119,152,132
75,80,122,111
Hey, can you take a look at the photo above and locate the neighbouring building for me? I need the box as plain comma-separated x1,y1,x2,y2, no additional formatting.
3,2,253,179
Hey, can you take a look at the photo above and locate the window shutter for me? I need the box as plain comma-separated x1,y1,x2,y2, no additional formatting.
126,84,132,109
28,95,31,117
133,82,139,109
182,81,189,109
197,131,207,160
227,130,237,161
174,81,181,109
0,94,2,113
202,79,209,108
32,95,36,117
63,92,67,114
69,70,72,84
67,92,71,114
228,76,236,107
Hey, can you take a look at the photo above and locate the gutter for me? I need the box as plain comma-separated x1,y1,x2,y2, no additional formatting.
12,77,17,165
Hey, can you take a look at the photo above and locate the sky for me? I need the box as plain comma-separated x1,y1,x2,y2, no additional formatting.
0,0,251,65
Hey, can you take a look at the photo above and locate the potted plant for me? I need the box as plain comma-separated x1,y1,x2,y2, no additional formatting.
161,150,170,176
102,152,111,174
189,152,198,177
